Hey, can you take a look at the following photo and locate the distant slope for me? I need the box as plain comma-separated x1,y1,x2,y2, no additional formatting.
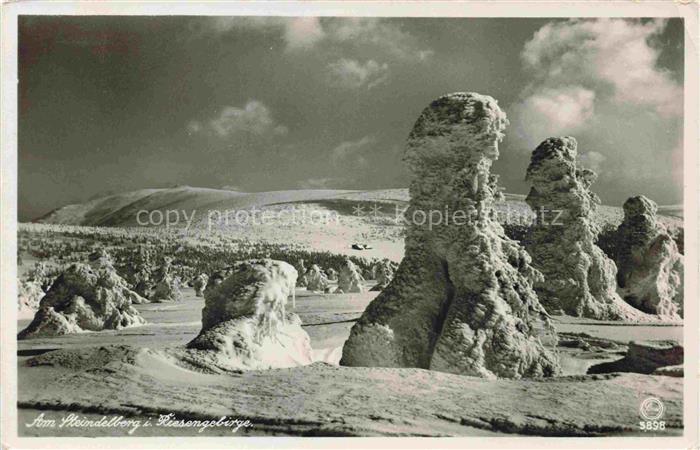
657,204,683,219
35,186,682,228
37,186,361,227
32,186,682,263
36,188,165,226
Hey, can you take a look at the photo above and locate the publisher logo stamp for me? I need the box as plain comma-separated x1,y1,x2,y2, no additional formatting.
640,397,665,420
639,397,666,431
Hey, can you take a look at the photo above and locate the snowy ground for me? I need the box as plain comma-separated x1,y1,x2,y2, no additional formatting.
17,285,683,437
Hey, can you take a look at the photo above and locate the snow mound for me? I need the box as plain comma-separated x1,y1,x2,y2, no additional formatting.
193,273,209,297
150,257,182,302
183,259,312,372
336,258,364,294
18,279,44,316
370,259,397,291
18,263,146,339
588,340,683,375
305,264,329,292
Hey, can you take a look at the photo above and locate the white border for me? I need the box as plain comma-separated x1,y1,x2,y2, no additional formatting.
1,2,698,449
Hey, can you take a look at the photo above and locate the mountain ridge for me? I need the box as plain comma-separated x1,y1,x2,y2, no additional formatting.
34,186,683,228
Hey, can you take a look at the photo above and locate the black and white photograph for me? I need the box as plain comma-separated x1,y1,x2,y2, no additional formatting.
1,1,698,447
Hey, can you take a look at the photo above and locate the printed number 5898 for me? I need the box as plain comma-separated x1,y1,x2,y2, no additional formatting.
639,421,666,431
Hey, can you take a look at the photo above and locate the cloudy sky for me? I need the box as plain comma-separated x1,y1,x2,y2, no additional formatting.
18,16,684,220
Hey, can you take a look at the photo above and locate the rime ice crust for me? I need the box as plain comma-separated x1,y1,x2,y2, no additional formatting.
525,137,648,321
305,264,330,292
184,259,312,371
87,247,116,271
341,92,560,379
370,260,397,291
294,259,308,287
193,273,209,297
615,196,684,318
336,258,365,293
18,263,146,339
150,257,182,302
326,268,338,281
18,279,44,313
124,246,156,299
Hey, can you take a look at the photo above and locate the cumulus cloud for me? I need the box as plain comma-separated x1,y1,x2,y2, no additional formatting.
186,120,202,134
327,59,390,89
417,50,434,61
198,17,431,61
510,19,682,146
578,150,607,173
521,19,681,117
330,135,376,167
189,100,288,138
203,17,324,51
509,18,682,193
511,86,595,146
283,17,326,50
323,18,432,61
297,177,339,189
